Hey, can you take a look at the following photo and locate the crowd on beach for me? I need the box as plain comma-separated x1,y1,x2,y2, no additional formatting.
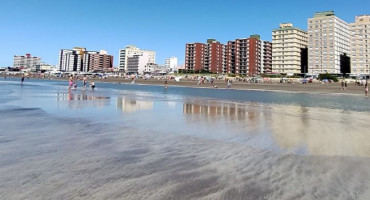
68,75,95,91
1,71,368,97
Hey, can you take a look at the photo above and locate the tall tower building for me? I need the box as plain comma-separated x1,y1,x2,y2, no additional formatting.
59,48,85,72
272,23,308,74
119,45,155,73
185,40,225,74
308,11,350,74
262,41,272,74
226,35,271,76
205,39,225,74
59,47,113,72
350,15,370,75
185,42,206,72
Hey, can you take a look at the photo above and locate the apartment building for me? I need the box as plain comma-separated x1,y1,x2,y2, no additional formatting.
126,52,150,74
272,23,308,74
226,35,272,76
262,41,273,74
165,56,178,72
185,40,226,73
308,11,351,74
83,50,113,72
13,54,41,71
59,47,113,72
350,15,370,75
185,42,206,72
119,45,155,72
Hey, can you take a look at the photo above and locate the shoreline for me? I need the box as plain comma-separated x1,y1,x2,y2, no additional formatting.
1,75,367,96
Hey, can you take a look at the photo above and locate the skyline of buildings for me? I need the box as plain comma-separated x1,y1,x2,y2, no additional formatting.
8,11,370,76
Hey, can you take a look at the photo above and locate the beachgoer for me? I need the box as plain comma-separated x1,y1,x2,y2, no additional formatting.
227,79,232,88
341,80,345,90
68,76,73,89
90,81,95,90
164,80,168,89
73,82,77,89
83,76,87,90
365,82,368,97
345,81,348,89
21,76,25,84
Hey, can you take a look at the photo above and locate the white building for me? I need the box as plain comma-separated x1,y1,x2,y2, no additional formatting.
308,11,351,74
126,52,150,74
119,45,156,73
165,56,178,72
350,15,370,75
13,54,41,71
59,47,85,72
272,23,308,74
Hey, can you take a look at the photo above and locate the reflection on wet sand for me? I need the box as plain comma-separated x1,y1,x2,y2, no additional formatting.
183,100,370,157
270,105,370,157
116,97,153,113
56,91,110,109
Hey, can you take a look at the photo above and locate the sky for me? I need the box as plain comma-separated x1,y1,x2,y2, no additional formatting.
1,0,369,67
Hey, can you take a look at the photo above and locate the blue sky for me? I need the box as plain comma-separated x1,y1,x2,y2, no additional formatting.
1,0,369,67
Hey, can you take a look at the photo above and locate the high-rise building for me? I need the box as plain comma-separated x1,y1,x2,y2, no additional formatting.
262,41,273,74
165,56,178,72
126,52,150,74
350,15,370,75
185,40,225,74
205,39,225,74
13,54,41,71
185,42,206,72
119,45,155,73
308,11,351,74
83,50,113,72
226,35,271,76
272,23,308,74
59,47,113,72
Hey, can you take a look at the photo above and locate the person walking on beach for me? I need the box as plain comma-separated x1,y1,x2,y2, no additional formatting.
365,81,368,97
21,75,25,85
164,80,168,89
82,75,88,90
341,80,345,90
227,79,232,88
68,76,73,90
90,81,95,90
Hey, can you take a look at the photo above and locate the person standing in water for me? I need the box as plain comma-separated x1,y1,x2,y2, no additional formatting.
90,81,95,90
164,80,168,89
82,75,88,90
21,75,25,85
68,76,73,90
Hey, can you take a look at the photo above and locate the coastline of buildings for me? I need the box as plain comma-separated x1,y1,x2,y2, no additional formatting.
185,11,370,76
7,11,369,77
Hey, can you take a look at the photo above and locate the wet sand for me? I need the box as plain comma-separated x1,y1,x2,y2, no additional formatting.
1,79,370,199
1,107,370,200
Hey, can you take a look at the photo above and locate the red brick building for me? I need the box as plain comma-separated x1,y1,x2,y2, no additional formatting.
185,36,271,76
185,40,225,73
